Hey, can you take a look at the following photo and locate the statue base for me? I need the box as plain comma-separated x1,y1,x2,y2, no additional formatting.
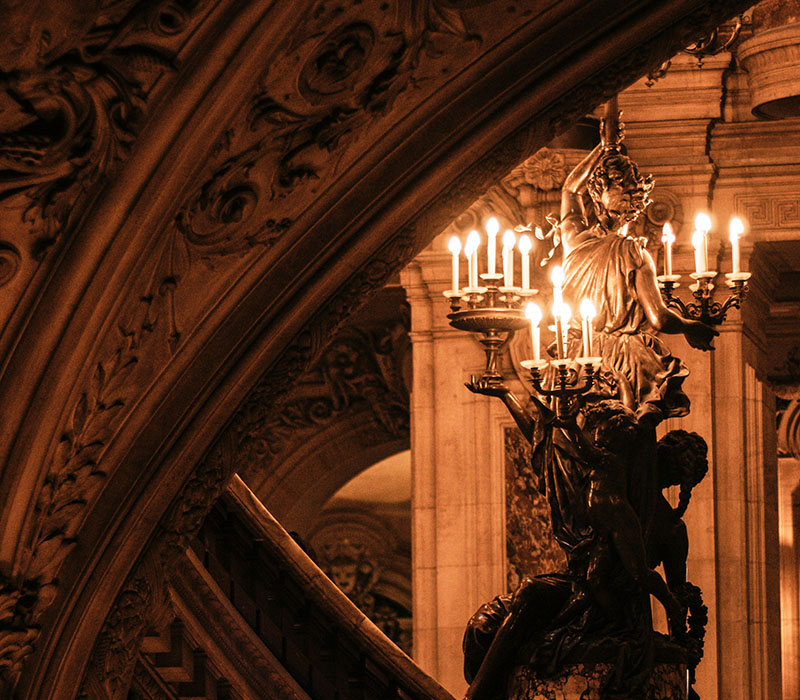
508,661,687,700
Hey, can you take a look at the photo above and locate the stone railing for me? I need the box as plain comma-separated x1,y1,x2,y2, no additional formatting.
155,475,454,700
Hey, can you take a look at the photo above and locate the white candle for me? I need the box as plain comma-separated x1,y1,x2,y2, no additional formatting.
559,303,572,359
502,230,516,287
448,236,461,291
694,212,711,273
518,234,532,290
692,230,706,274
525,302,542,361
729,217,744,274
553,303,565,360
661,222,675,276
465,230,480,288
579,299,596,357
486,217,499,275
551,265,564,306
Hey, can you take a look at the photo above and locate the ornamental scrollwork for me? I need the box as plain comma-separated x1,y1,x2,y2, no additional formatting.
0,0,205,255
235,310,411,473
245,2,482,198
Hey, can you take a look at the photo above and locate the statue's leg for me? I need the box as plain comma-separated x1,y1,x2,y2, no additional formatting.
464,577,570,700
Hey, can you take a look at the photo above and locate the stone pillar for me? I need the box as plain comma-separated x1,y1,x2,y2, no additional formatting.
400,238,508,696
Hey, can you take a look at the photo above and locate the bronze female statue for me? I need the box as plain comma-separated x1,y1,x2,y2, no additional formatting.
462,110,714,700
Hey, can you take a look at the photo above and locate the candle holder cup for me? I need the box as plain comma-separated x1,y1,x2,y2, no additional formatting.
445,283,538,381
657,271,751,326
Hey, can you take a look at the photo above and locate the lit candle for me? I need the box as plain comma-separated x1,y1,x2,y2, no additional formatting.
694,212,711,273
559,303,572,359
691,230,705,274
502,230,516,287
553,303,565,360
579,299,596,357
729,217,744,274
486,217,499,276
525,302,542,361
465,230,480,288
518,234,532,290
448,236,461,291
661,222,675,276
551,265,564,306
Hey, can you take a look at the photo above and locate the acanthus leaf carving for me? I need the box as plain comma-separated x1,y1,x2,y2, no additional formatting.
0,0,200,255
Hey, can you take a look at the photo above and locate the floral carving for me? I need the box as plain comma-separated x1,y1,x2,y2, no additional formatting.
236,313,411,473
246,3,481,196
0,0,205,254
79,550,170,700
507,148,568,192
175,145,292,259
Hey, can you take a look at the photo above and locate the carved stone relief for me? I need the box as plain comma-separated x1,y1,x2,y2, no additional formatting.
309,513,412,653
733,193,800,230
0,0,208,270
236,297,411,483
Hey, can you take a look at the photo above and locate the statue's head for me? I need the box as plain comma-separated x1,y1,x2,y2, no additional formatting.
656,429,708,490
582,399,638,451
586,151,654,232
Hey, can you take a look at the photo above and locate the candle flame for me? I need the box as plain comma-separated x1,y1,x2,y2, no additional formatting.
692,229,705,251
550,265,564,287
694,212,712,232
465,230,480,256
448,236,461,255
729,216,744,239
579,298,596,320
661,222,675,243
502,229,516,249
486,216,500,236
518,234,532,254
525,302,542,325
559,302,572,323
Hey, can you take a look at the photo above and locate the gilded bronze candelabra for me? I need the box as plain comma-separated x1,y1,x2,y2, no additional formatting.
657,271,751,326
445,274,536,381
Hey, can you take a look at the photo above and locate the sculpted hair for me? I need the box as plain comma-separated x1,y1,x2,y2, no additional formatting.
587,151,654,219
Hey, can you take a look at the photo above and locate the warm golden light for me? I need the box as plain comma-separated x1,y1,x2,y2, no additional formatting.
502,229,516,249
729,217,744,238
694,212,712,232
579,299,596,320
551,265,564,287
448,236,461,255
692,229,707,274
518,235,532,254
485,217,500,236
465,230,480,255
465,230,480,288
525,302,542,324
526,302,542,361
579,299,595,358
661,222,675,243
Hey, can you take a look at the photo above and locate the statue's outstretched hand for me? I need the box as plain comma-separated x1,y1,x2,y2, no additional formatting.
465,376,509,398
683,319,718,351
